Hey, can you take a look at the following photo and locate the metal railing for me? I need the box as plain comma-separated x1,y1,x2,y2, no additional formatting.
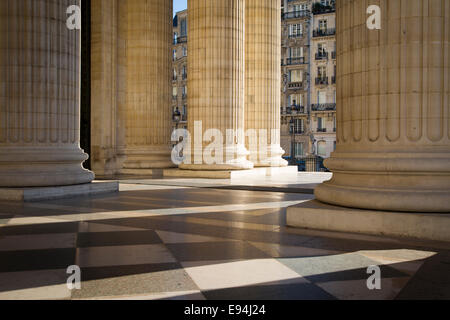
313,28,336,37
315,77,329,85
173,36,187,44
311,103,336,111
286,57,306,65
315,52,328,60
282,10,310,20
288,82,304,89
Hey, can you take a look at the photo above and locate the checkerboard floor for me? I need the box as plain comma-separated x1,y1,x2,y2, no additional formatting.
0,183,449,300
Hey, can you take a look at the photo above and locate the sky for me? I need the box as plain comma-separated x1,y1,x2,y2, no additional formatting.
173,0,187,16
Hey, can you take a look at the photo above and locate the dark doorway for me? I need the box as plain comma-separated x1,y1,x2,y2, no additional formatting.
80,0,91,169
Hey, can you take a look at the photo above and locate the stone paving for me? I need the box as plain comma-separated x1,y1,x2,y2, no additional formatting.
0,182,448,300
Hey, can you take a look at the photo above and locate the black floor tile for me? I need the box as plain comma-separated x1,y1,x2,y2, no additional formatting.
166,241,269,262
0,248,76,273
80,263,182,281
203,282,337,300
77,231,163,247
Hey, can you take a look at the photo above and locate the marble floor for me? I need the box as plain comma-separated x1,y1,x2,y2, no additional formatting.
0,182,449,300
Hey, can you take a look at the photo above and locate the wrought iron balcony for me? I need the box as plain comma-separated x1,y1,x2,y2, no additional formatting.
286,57,306,65
315,77,329,85
312,2,336,15
311,103,336,111
173,36,187,44
313,28,336,38
288,82,303,90
315,52,328,60
283,105,306,115
317,128,327,133
282,10,310,20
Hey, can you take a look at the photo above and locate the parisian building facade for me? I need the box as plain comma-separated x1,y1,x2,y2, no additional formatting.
172,10,188,134
280,0,337,168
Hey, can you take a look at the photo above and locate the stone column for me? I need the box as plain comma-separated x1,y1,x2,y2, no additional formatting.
315,0,450,212
245,0,287,167
180,0,253,170
90,0,121,177
0,0,94,187
116,0,174,173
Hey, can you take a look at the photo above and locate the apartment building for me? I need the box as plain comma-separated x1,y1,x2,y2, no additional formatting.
280,0,336,168
172,10,188,132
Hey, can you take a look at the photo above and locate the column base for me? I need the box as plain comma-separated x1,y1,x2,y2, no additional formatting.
286,200,450,242
315,182,450,213
179,144,254,171
316,153,450,213
0,147,94,187
0,181,118,202
119,145,175,172
251,145,288,168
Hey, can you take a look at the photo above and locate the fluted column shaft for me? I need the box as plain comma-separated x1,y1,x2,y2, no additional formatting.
181,0,253,170
117,0,173,171
0,0,94,187
316,0,450,212
245,0,287,167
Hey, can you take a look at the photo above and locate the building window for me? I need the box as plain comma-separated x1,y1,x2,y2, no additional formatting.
180,18,187,37
183,47,187,57
172,87,178,99
294,119,304,134
289,94,303,107
289,24,303,37
317,117,323,130
292,142,304,158
318,141,327,157
318,91,327,104
289,70,303,82
173,49,177,61
290,47,304,58
319,19,328,32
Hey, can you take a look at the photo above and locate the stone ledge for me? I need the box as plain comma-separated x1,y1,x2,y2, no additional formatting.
0,181,119,202
286,200,450,242
164,166,299,179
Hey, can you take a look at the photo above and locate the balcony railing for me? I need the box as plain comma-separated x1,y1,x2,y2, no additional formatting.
317,128,327,133
331,51,336,59
313,28,336,38
282,10,310,20
290,128,306,135
173,36,187,44
312,3,336,15
311,103,336,111
332,76,336,84
315,52,328,60
288,82,303,90
315,77,329,85
286,57,306,65
182,73,188,80
283,105,306,115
